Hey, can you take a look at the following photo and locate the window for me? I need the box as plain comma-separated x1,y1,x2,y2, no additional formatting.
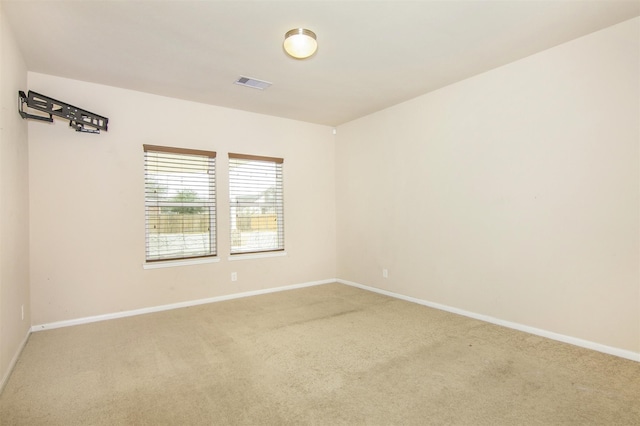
229,153,284,255
144,145,216,262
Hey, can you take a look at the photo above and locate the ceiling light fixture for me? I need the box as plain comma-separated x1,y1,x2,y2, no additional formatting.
283,28,317,59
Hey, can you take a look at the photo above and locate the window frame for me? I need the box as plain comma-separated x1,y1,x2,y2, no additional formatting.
143,144,217,263
228,152,284,256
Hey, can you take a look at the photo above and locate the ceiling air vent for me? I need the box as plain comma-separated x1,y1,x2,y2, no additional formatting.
234,76,272,90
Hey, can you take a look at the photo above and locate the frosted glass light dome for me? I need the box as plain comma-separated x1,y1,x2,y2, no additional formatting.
283,28,317,59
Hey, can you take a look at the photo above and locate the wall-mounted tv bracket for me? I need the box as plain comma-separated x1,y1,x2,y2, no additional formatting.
18,90,108,134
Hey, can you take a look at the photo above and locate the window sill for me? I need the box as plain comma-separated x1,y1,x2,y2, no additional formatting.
143,257,220,269
228,251,287,262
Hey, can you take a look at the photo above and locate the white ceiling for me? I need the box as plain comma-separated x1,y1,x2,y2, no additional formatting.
3,0,639,126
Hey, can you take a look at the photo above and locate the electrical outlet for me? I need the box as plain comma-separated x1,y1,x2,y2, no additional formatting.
382,268,388,278
231,272,238,282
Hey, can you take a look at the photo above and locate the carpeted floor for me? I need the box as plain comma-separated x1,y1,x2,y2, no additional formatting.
1,283,639,425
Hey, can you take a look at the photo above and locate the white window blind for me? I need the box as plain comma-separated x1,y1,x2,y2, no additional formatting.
229,153,284,255
144,145,216,262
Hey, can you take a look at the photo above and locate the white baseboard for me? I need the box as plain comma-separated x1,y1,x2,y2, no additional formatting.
337,279,640,363
29,277,639,363
1,329,30,393
32,278,335,332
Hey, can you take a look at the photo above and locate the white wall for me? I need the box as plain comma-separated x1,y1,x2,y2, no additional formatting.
28,73,336,325
336,18,640,354
12,13,640,362
0,6,30,388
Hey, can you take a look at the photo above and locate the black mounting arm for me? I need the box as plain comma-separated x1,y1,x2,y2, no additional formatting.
18,90,108,134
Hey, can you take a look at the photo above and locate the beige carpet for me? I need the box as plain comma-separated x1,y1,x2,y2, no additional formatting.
1,283,639,425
